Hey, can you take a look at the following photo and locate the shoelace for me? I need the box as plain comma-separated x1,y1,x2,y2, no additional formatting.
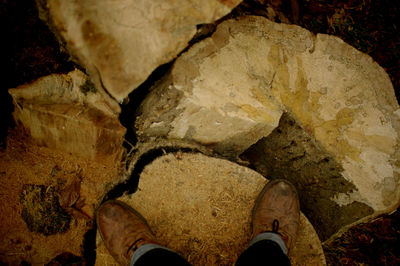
272,219,279,233
126,238,144,255
265,219,283,237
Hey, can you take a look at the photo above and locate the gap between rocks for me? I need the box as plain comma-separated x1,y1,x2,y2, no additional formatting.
83,145,215,264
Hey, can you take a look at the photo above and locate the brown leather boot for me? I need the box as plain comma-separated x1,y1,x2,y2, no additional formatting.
96,200,159,265
252,179,300,253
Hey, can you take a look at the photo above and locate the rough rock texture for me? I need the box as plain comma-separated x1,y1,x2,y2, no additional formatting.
9,69,126,161
39,0,243,102
242,113,375,241
135,16,400,240
135,39,286,156
96,153,326,266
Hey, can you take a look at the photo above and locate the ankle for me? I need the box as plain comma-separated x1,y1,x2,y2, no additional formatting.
250,231,288,255
126,238,158,259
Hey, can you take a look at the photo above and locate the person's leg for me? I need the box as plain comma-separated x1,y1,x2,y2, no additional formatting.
236,238,290,266
96,200,191,265
130,244,190,266
236,179,300,266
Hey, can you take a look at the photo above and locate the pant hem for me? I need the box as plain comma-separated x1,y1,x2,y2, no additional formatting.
130,243,174,266
248,232,287,255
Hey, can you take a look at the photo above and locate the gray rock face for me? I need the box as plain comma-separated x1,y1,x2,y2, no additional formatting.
40,0,242,102
135,16,400,240
241,113,375,241
9,70,126,161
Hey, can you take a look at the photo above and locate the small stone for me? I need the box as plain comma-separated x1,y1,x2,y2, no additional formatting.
320,87,328,95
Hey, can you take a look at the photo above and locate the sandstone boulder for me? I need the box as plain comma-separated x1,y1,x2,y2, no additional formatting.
38,0,243,102
135,16,400,240
9,69,126,161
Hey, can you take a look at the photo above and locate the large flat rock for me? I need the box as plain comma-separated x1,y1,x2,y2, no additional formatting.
96,153,325,265
39,0,242,102
135,16,400,240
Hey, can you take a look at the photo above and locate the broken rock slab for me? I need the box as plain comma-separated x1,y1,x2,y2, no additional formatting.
135,32,286,156
135,16,400,240
38,0,243,102
97,152,326,266
9,69,126,161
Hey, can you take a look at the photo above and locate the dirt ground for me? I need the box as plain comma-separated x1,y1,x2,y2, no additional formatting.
1,0,400,265
324,209,400,265
0,129,122,264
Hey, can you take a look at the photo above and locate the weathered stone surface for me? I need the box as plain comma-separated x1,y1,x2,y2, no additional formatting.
39,0,242,102
242,113,375,241
135,34,285,156
9,69,126,161
135,16,400,240
97,152,326,265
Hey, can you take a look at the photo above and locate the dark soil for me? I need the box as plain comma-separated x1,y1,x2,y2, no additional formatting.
324,208,400,265
45,252,83,266
20,184,71,236
2,0,399,265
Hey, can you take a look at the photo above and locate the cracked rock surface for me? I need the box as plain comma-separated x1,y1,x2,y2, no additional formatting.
136,16,400,240
38,0,243,103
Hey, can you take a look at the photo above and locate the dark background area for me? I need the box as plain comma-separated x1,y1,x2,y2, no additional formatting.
1,0,399,264
0,0,75,147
